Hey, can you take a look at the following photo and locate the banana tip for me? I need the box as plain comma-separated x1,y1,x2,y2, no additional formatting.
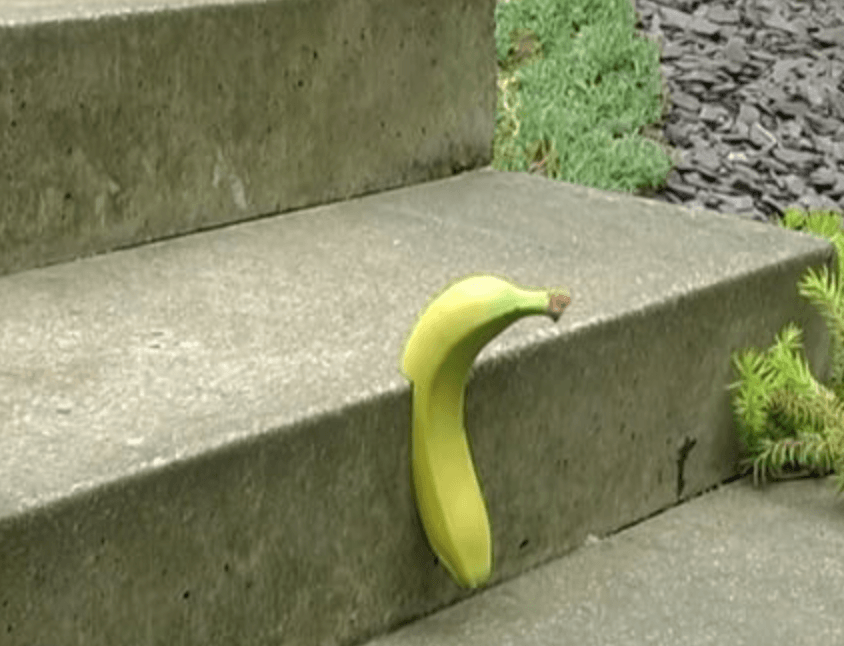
547,292,571,322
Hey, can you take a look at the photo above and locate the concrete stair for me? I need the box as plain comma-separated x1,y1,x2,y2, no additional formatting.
2,167,836,645
0,0,495,278
360,475,844,646
0,1,839,645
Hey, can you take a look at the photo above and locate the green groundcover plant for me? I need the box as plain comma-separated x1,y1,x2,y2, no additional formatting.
729,207,844,492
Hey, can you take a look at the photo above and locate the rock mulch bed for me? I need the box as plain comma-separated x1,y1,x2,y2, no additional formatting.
629,0,844,223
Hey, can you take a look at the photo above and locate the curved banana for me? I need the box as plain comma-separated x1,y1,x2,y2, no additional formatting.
399,274,571,588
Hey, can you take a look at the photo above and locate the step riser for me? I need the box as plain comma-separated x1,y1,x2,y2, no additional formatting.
0,0,496,278
1,252,830,645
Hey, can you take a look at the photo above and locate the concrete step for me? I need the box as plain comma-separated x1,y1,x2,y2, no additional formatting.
360,475,844,646
0,0,495,277
0,168,834,646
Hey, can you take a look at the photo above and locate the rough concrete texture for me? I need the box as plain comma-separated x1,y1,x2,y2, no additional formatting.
0,0,496,277
362,475,844,646
0,170,835,645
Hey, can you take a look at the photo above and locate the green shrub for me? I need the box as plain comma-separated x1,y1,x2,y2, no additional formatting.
728,207,844,491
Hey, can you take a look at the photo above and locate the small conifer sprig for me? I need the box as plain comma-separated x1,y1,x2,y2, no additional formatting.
727,206,844,492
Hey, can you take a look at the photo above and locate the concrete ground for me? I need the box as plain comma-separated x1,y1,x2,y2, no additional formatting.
363,474,844,646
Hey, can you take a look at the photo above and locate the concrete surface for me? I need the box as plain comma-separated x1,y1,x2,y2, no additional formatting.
0,169,836,645
0,0,496,277
361,475,844,646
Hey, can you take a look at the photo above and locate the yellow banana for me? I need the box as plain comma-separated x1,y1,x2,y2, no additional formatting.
399,274,571,588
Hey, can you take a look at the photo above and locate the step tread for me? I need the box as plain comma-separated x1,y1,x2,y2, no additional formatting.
0,169,834,645
362,476,844,646
1,0,225,24
0,170,830,518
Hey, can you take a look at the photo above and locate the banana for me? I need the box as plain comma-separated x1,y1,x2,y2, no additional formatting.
399,274,571,588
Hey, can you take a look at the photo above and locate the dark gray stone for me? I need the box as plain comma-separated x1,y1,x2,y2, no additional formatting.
629,0,844,223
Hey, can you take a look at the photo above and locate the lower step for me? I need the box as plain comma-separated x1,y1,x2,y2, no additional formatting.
361,475,844,646
0,169,833,645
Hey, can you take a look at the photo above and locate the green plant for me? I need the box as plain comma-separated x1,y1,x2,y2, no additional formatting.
728,206,844,492
492,0,678,194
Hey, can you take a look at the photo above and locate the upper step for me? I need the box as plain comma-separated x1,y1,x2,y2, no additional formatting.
0,169,834,646
0,0,496,277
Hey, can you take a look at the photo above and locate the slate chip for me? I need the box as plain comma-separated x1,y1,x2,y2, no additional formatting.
628,0,844,223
